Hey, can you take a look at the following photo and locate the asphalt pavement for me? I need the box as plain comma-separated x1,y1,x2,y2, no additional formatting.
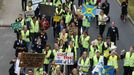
0,0,134,75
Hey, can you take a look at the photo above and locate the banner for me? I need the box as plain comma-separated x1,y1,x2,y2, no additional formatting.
55,52,74,65
39,4,56,17
19,53,45,67
82,4,97,17
32,0,42,4
11,22,22,30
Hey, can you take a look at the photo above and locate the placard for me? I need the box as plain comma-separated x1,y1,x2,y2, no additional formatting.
53,16,61,22
32,0,42,4
19,53,45,67
11,22,22,30
55,52,74,65
39,4,56,17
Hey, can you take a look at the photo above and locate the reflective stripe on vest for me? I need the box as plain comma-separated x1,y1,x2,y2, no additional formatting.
108,55,118,69
80,57,90,72
124,52,134,67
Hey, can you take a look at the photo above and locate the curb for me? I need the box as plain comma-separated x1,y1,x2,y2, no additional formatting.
116,0,134,25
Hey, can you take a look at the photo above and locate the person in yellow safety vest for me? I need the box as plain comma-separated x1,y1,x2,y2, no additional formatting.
90,40,99,58
92,50,103,67
21,26,30,49
30,17,39,42
34,17,39,37
120,46,134,75
103,37,115,58
107,50,119,74
31,17,39,38
65,41,77,61
64,6,72,25
80,31,90,52
53,0,62,6
82,16,91,32
90,0,97,6
51,64,64,75
96,35,103,53
59,28,68,43
65,41,78,74
65,0,73,11
34,67,44,75
43,44,52,75
58,39,66,51
78,51,91,74
70,32,79,48
45,0,53,6
55,5,64,22
53,42,63,59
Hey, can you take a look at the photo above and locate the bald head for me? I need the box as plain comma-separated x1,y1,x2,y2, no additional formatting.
111,21,116,27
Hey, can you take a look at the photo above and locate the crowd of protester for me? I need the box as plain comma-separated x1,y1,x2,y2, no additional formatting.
9,0,134,75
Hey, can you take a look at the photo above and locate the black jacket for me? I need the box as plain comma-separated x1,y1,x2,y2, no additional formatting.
107,27,119,41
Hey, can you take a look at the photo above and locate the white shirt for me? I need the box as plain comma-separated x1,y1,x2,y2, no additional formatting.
14,58,21,75
98,14,108,25
96,8,102,15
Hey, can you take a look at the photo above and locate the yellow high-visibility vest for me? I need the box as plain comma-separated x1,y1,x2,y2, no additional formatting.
90,45,98,58
80,35,90,49
34,68,43,75
44,50,51,64
65,46,77,61
70,35,79,48
21,30,30,42
53,0,62,6
82,17,91,28
124,52,134,67
80,57,90,72
97,41,104,53
34,20,39,33
132,71,134,75
90,0,97,5
93,55,103,66
65,12,72,24
108,55,118,69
